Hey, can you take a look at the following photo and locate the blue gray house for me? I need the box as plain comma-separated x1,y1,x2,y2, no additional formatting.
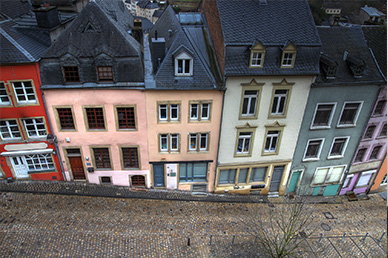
288,26,385,196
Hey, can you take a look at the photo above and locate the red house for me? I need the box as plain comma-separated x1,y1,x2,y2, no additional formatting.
0,19,64,181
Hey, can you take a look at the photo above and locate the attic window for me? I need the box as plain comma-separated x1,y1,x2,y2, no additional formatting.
250,42,266,68
345,53,365,78
281,42,297,68
83,22,97,33
320,54,338,79
175,52,193,76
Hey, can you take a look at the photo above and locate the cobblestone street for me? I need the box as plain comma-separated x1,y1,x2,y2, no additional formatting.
0,191,386,257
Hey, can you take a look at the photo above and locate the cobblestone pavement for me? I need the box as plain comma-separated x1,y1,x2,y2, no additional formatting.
0,191,386,257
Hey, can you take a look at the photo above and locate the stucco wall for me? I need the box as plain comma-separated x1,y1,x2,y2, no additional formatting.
218,76,314,164
146,90,223,192
291,84,380,195
44,89,150,187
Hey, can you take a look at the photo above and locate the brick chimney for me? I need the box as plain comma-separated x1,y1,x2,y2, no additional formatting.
34,5,61,29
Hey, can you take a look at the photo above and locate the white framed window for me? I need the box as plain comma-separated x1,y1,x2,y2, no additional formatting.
188,133,209,151
303,138,324,161
160,134,168,152
158,103,180,122
199,133,208,151
12,81,37,104
201,103,210,120
264,130,280,153
282,52,294,67
250,52,264,67
337,101,363,127
0,82,11,105
189,102,211,121
312,165,346,186
25,153,55,171
363,125,376,139
271,89,288,115
175,52,193,76
0,120,22,140
241,90,258,117
22,118,47,138
159,104,168,121
328,137,350,159
342,174,353,189
378,124,386,138
236,132,252,154
356,170,375,187
311,103,336,129
190,103,199,120
160,134,179,152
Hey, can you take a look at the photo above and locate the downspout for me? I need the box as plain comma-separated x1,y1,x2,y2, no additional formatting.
214,85,226,192
35,63,66,181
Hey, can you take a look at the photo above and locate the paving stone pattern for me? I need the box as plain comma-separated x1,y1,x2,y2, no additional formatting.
0,187,386,257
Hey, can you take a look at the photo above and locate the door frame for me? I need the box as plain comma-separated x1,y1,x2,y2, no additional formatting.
63,147,87,181
151,163,166,188
287,169,305,194
9,156,30,180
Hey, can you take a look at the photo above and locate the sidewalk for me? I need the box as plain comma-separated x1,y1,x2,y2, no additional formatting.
0,179,357,204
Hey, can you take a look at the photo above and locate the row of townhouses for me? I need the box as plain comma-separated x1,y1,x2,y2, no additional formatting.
0,0,386,197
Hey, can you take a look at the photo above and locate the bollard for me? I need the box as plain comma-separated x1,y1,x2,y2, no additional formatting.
318,233,323,243
341,233,346,242
231,235,235,245
379,232,385,242
187,237,190,246
209,234,212,245
362,232,368,242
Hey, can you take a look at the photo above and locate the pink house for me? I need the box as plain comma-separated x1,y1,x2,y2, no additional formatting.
40,1,150,187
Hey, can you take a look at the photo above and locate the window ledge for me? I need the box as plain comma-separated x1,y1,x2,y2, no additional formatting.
327,156,344,160
310,126,331,130
302,158,319,162
337,124,356,128
234,153,252,158
262,152,278,156
28,170,56,174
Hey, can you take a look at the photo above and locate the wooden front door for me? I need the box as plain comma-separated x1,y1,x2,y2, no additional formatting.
10,156,29,179
131,175,146,187
69,156,85,180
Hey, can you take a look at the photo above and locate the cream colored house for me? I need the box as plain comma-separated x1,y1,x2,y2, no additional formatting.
202,0,321,196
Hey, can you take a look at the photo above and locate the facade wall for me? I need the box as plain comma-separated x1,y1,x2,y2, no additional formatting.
291,84,380,196
44,89,150,187
340,87,387,195
370,154,387,192
146,90,223,192
216,76,314,195
0,63,63,181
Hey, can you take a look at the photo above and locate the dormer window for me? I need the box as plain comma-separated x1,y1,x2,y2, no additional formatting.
249,42,266,68
175,52,193,76
345,53,365,78
281,42,297,68
320,54,338,79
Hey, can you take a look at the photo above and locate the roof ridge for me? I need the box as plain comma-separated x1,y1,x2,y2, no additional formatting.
0,26,35,62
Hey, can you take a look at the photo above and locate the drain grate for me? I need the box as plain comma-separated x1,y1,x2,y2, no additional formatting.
321,223,331,231
323,212,335,219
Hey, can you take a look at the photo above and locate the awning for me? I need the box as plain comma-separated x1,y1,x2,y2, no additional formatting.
1,149,54,157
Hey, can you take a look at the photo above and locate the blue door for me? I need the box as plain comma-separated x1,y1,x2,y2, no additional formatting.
153,164,165,187
288,171,301,193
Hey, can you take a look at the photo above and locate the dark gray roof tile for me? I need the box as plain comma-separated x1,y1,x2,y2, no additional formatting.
217,0,321,45
362,26,387,78
315,26,384,85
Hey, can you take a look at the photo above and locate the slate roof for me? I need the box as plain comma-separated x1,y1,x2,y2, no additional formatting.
147,6,222,90
217,0,321,45
314,26,385,85
0,0,31,20
362,26,387,79
42,1,142,58
216,0,321,76
0,20,48,63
